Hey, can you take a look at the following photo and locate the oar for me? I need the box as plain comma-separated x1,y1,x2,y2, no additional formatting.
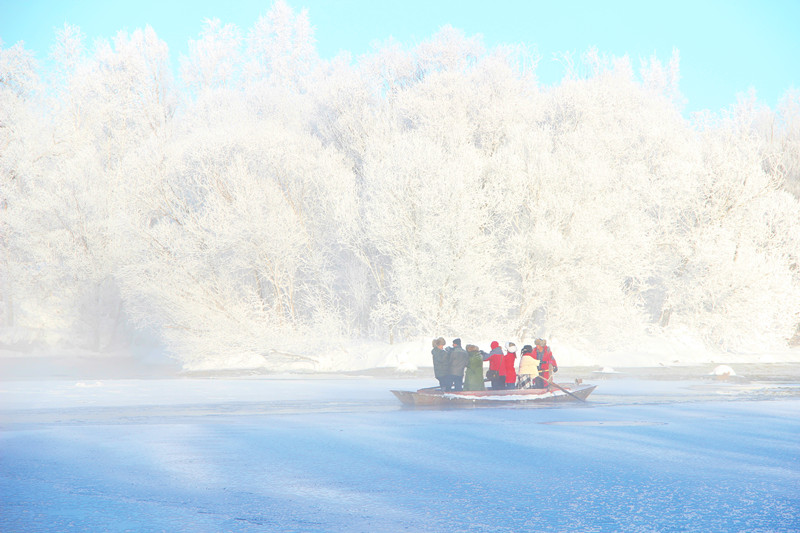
546,374,587,402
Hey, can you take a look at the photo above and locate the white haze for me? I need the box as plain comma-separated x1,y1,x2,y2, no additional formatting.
2,1,800,372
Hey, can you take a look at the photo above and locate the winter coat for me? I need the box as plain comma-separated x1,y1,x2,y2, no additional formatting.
449,346,470,377
432,347,450,379
534,346,558,381
518,353,539,376
503,352,517,384
464,349,486,391
487,344,505,376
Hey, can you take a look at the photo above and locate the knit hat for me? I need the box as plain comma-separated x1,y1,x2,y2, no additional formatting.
490,341,500,349
452,338,462,346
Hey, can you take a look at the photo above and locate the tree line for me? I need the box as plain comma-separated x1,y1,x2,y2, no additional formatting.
2,1,799,369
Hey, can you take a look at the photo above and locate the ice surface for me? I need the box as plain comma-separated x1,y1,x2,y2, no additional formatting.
2,360,799,532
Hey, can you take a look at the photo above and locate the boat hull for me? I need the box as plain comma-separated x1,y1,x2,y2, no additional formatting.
391,383,596,407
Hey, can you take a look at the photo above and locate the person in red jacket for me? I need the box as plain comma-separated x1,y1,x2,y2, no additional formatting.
533,338,558,389
503,342,517,389
485,341,506,390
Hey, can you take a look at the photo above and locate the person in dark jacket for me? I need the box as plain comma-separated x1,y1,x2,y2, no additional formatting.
431,337,451,391
464,344,486,391
486,341,506,390
448,338,469,391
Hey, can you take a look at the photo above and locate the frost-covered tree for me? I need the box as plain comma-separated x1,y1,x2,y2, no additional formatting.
3,2,799,368
665,102,800,349
120,111,357,367
764,90,800,199
1,39,42,335
1,26,177,350
180,18,242,93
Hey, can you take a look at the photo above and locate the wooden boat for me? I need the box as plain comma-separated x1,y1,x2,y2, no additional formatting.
391,382,596,407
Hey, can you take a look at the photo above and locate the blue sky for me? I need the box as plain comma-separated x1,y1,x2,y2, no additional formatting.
1,0,798,114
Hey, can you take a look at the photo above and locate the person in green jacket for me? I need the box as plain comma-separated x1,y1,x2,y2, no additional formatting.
464,344,486,391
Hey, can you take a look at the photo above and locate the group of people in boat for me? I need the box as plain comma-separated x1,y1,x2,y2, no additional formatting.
431,337,558,392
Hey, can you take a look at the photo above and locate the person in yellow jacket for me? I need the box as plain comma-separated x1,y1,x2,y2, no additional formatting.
516,344,539,389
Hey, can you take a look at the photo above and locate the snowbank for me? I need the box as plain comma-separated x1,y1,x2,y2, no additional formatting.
3,333,800,375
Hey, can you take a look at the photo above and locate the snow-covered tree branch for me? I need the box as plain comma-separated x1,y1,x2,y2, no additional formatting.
2,1,799,369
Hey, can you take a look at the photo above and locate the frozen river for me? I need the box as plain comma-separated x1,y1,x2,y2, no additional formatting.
1,363,799,532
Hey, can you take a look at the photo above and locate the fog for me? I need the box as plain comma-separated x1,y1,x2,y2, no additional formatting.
2,357,799,532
